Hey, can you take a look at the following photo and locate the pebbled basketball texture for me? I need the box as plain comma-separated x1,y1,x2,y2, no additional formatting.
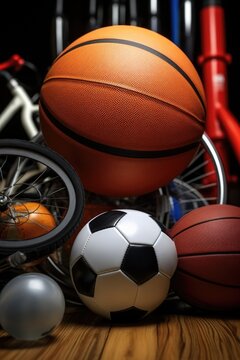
169,204,240,311
39,25,206,196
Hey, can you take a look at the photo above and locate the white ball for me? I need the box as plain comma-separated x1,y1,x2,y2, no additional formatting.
0,273,65,340
70,209,177,321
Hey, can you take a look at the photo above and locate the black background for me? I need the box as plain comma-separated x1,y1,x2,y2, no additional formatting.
0,0,239,97
0,0,239,115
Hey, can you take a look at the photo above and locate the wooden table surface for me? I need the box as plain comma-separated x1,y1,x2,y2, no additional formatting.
0,299,240,360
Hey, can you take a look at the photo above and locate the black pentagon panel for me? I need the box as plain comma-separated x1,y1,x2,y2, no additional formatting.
89,210,126,233
71,257,97,297
121,245,158,285
110,307,148,323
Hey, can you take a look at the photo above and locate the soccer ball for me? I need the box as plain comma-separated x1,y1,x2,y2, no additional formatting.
69,209,177,321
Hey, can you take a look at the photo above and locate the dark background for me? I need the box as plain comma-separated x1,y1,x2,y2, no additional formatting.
0,0,239,115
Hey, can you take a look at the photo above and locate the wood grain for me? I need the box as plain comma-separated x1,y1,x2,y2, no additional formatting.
0,301,240,360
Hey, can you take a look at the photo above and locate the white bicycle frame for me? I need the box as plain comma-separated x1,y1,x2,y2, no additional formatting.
0,73,44,194
0,77,39,139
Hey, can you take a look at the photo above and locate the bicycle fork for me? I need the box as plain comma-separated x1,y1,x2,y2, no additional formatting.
198,0,240,185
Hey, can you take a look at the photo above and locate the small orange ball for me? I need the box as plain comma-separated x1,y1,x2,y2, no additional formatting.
0,202,56,240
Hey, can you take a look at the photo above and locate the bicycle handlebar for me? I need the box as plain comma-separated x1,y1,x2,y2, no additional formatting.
0,54,25,72
0,70,39,139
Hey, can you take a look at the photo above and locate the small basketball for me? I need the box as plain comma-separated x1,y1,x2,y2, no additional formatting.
0,202,56,240
39,25,206,196
169,204,240,311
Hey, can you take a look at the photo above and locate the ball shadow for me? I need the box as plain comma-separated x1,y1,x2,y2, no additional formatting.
0,333,58,349
62,295,240,330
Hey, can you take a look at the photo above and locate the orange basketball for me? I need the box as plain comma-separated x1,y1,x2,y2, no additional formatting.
39,25,206,196
170,204,240,311
0,202,56,240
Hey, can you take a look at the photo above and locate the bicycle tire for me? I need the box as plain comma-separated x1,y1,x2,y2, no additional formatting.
0,139,84,261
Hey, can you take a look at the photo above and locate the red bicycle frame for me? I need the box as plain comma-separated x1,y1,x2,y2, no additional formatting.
198,0,240,183
0,54,24,72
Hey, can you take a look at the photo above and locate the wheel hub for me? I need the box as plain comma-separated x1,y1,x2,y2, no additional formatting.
0,194,9,212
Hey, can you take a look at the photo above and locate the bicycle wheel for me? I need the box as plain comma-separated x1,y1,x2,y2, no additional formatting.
163,132,227,226
0,139,84,261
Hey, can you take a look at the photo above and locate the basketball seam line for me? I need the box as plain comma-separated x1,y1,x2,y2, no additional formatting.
40,99,199,159
172,216,240,238
43,76,205,127
177,268,240,288
54,37,206,115
178,251,240,257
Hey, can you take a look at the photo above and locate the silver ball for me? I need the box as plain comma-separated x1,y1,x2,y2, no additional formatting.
0,273,65,340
